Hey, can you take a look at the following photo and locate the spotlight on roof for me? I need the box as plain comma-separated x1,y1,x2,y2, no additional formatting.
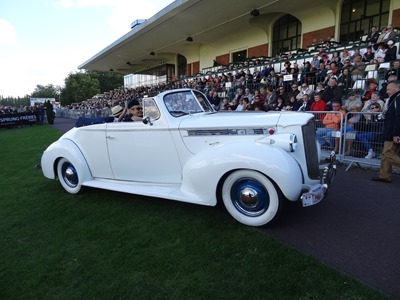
126,61,131,65
250,9,260,17
186,36,193,42
149,51,155,56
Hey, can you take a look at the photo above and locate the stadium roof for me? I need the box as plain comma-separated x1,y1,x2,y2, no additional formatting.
78,0,334,74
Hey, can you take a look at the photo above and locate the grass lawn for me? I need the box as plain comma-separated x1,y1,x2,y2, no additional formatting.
0,125,390,299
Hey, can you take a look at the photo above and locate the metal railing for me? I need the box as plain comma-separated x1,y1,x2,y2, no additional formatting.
310,110,384,171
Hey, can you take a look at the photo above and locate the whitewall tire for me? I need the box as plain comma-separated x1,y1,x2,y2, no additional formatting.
57,158,83,194
221,170,281,226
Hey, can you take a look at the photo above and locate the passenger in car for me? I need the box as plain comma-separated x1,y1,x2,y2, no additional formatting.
110,102,128,122
123,99,143,122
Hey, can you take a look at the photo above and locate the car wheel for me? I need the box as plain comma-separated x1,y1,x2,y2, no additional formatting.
221,170,281,226
57,158,83,194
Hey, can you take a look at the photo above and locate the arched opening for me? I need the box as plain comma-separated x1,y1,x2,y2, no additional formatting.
177,54,187,79
272,14,302,56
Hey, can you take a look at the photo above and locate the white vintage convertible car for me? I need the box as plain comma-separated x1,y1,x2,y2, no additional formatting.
41,88,336,227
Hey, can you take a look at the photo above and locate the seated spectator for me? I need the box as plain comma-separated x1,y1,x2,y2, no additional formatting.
374,43,386,62
208,90,221,110
385,60,400,80
375,27,387,45
310,93,327,112
341,49,352,62
284,95,301,111
361,79,379,104
264,86,277,111
316,101,346,152
337,68,353,90
362,46,375,63
321,77,343,108
330,52,341,65
384,40,398,62
350,49,362,64
342,91,362,112
274,96,285,111
296,82,314,101
288,83,300,100
349,55,366,82
219,98,230,111
361,91,385,112
297,94,313,111
382,25,397,43
354,103,384,158
315,82,325,94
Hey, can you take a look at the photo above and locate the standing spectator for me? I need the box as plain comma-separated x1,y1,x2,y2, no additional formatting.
366,25,380,46
372,80,400,182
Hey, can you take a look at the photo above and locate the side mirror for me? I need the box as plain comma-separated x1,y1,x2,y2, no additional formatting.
143,116,153,126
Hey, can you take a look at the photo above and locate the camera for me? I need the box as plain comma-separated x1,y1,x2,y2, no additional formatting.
377,113,385,120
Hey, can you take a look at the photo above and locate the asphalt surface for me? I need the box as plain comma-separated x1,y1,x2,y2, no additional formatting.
51,117,400,298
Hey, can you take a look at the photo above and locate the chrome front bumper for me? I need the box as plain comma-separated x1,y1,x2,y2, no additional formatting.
301,151,337,207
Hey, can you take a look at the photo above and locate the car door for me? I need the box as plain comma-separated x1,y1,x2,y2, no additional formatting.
105,120,182,183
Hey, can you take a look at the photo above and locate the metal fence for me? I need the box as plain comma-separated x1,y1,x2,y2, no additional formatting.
311,110,384,171
56,108,111,119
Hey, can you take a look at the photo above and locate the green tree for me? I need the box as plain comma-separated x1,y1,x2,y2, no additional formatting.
60,72,101,106
86,70,124,93
30,84,60,99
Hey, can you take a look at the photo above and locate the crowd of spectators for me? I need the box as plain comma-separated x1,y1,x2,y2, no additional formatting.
56,25,400,118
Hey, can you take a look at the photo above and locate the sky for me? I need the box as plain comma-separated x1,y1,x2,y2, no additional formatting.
0,0,174,98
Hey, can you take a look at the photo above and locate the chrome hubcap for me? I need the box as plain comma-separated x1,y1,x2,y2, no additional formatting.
62,163,78,188
231,178,269,217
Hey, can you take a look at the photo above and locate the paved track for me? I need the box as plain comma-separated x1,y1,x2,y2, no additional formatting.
52,118,400,298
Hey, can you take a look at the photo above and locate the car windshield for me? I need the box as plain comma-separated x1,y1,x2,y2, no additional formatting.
164,90,213,117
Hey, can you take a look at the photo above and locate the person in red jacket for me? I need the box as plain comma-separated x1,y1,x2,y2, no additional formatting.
310,93,327,111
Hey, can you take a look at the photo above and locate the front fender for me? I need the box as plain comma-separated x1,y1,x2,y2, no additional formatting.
181,141,303,205
41,139,92,183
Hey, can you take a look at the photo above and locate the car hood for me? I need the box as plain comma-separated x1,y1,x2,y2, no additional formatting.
178,111,313,131
178,111,314,153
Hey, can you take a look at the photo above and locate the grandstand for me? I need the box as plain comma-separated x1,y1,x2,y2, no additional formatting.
78,0,400,91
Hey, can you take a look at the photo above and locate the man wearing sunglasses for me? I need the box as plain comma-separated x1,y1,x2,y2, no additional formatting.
124,99,143,122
